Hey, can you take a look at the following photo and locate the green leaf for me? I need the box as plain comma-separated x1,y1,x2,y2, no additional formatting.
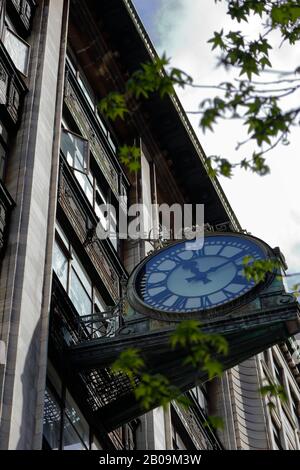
112,348,145,382
99,92,128,120
203,415,224,431
119,145,141,173
207,30,225,50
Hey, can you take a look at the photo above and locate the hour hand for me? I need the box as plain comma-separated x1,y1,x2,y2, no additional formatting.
186,272,212,284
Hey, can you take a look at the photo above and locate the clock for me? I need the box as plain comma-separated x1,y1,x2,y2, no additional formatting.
127,232,276,321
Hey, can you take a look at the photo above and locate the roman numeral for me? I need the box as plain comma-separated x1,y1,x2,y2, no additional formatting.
203,297,212,308
173,297,187,311
151,289,172,304
148,279,167,289
223,289,234,300
233,275,248,285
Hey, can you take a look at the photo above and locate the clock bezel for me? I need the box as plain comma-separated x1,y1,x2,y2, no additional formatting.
127,232,277,322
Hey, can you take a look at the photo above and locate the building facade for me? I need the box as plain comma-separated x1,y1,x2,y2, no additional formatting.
0,0,299,450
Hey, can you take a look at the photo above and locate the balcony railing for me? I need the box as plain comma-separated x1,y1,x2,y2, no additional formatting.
58,159,120,301
0,179,14,255
0,42,27,126
64,72,120,200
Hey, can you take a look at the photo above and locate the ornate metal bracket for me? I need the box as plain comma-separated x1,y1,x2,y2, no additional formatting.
76,276,128,341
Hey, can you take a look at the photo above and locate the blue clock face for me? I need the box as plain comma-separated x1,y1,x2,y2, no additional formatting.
134,234,269,314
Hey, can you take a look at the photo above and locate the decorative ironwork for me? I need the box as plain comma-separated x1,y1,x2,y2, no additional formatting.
64,72,120,200
76,277,128,341
7,0,35,34
172,400,222,450
0,43,26,126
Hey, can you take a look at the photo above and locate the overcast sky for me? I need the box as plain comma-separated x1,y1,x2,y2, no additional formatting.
132,0,300,286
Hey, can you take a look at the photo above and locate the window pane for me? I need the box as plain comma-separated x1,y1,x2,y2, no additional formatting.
0,142,6,180
70,269,92,316
78,75,95,110
4,28,29,75
72,252,92,296
55,223,69,250
65,391,90,449
75,171,93,206
61,130,89,174
53,241,68,289
43,387,61,450
63,419,87,450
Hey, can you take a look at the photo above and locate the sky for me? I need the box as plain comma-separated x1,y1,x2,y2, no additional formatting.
132,0,300,286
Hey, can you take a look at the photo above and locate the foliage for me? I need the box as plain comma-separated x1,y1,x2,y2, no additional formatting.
242,256,281,282
111,347,190,411
170,320,228,380
200,0,300,176
260,382,288,405
118,145,141,173
203,415,225,431
292,283,300,298
111,321,228,412
98,0,300,178
135,374,191,411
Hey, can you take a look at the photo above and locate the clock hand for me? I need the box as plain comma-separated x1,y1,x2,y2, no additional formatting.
205,259,234,274
182,260,212,284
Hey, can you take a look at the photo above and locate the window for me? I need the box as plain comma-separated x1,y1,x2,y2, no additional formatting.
263,349,269,365
3,26,30,75
64,390,90,450
52,224,108,320
271,418,282,450
61,124,119,252
52,241,68,290
192,386,208,414
78,74,95,110
43,386,61,450
291,391,300,429
0,0,4,37
43,364,102,451
172,425,187,450
61,129,89,174
273,357,283,386
0,140,6,180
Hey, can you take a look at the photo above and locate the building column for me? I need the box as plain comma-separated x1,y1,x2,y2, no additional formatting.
0,0,68,449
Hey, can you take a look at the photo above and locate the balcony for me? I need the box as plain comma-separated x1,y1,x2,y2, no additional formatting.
0,42,27,127
0,179,14,256
6,0,36,36
49,274,135,440
58,158,120,301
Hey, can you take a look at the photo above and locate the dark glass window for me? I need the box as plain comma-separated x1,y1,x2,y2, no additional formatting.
43,387,61,450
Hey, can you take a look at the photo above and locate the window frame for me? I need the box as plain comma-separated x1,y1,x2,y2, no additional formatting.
3,24,30,76
61,127,90,176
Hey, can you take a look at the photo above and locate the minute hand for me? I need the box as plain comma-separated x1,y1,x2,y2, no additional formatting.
205,259,235,274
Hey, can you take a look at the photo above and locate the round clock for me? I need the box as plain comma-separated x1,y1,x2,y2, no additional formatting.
127,232,276,321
